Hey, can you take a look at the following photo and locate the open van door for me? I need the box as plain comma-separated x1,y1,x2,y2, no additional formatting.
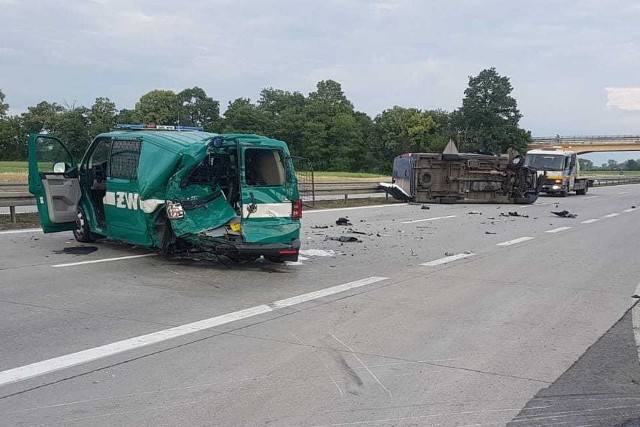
28,134,81,233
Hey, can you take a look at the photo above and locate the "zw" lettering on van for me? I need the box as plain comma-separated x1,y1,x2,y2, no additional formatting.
104,191,139,210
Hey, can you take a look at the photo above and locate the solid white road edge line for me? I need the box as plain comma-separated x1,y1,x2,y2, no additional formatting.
52,254,157,268
631,282,640,366
0,276,388,387
420,252,475,266
581,219,600,224
0,228,43,235
496,237,534,246
306,204,401,214
622,208,636,213
602,213,620,218
545,227,573,233
402,215,457,224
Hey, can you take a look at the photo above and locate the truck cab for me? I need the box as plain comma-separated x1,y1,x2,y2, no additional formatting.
28,125,302,262
524,148,590,196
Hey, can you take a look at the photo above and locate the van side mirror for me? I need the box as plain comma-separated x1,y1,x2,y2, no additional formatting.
53,162,66,173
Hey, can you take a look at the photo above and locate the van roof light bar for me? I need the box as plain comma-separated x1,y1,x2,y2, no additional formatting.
115,124,204,131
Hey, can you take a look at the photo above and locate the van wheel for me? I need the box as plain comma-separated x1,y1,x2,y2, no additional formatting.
507,155,525,170
73,206,94,243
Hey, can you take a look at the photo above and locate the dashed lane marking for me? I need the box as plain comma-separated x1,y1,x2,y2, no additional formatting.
52,254,157,268
420,252,475,266
581,219,600,224
0,228,42,235
582,196,599,199
402,215,457,224
306,204,402,214
545,226,573,234
496,237,534,246
0,276,387,387
602,213,620,218
622,208,636,213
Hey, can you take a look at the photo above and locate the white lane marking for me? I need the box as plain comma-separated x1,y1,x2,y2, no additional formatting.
582,196,599,199
0,228,42,235
618,191,629,194
402,215,457,224
420,252,475,266
581,219,600,224
271,276,387,308
622,208,636,213
496,237,534,246
602,213,620,218
0,276,387,387
52,254,157,268
545,226,573,233
632,282,640,368
306,204,401,214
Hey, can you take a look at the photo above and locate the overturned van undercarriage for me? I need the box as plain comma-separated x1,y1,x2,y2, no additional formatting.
382,142,542,204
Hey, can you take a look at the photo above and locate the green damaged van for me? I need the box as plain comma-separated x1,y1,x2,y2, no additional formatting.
28,125,302,262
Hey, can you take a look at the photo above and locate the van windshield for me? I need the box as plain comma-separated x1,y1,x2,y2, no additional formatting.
525,154,565,171
244,148,285,186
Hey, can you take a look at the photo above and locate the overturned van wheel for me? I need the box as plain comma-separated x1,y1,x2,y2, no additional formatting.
73,206,94,243
507,155,526,170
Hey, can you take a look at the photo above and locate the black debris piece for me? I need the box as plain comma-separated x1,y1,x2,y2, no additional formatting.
348,229,369,235
468,211,482,215
485,231,497,234
335,217,352,226
551,210,578,218
328,236,360,243
421,205,430,210
632,206,637,209
311,225,329,229
444,252,454,256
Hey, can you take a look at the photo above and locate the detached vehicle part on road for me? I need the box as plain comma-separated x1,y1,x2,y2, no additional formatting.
381,141,541,204
28,125,302,262
525,147,593,196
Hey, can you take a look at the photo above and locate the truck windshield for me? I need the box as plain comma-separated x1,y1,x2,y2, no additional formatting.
525,154,565,171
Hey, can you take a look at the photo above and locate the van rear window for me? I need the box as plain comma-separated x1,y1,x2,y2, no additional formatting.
244,149,285,186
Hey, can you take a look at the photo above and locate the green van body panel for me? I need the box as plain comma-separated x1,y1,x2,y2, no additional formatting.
28,130,301,260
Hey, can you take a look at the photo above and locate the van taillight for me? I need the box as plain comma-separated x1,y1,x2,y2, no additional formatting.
292,199,302,219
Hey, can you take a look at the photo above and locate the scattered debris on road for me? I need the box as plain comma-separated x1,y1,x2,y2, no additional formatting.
468,211,482,215
551,210,578,218
327,236,360,243
335,217,352,226
500,211,529,218
421,205,430,210
485,231,497,234
311,225,329,229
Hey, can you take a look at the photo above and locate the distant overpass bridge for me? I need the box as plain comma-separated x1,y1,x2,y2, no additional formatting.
528,135,640,154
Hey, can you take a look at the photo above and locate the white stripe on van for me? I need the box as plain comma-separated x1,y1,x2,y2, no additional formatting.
243,202,292,219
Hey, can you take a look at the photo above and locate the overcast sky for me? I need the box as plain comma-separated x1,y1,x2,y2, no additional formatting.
1,0,639,163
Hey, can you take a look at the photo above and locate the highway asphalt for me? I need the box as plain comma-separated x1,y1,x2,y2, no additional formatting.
1,184,640,426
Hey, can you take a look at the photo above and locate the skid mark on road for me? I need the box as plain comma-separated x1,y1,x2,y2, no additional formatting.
0,276,387,387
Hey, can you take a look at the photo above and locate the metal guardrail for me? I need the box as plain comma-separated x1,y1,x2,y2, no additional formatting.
1,177,638,222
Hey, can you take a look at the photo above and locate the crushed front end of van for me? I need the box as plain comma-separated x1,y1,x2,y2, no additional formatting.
148,134,302,262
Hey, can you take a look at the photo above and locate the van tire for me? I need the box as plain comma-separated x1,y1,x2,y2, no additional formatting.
73,206,94,243
507,155,525,170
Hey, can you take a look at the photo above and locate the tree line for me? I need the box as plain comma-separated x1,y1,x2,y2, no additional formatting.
0,68,531,173
579,158,640,171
